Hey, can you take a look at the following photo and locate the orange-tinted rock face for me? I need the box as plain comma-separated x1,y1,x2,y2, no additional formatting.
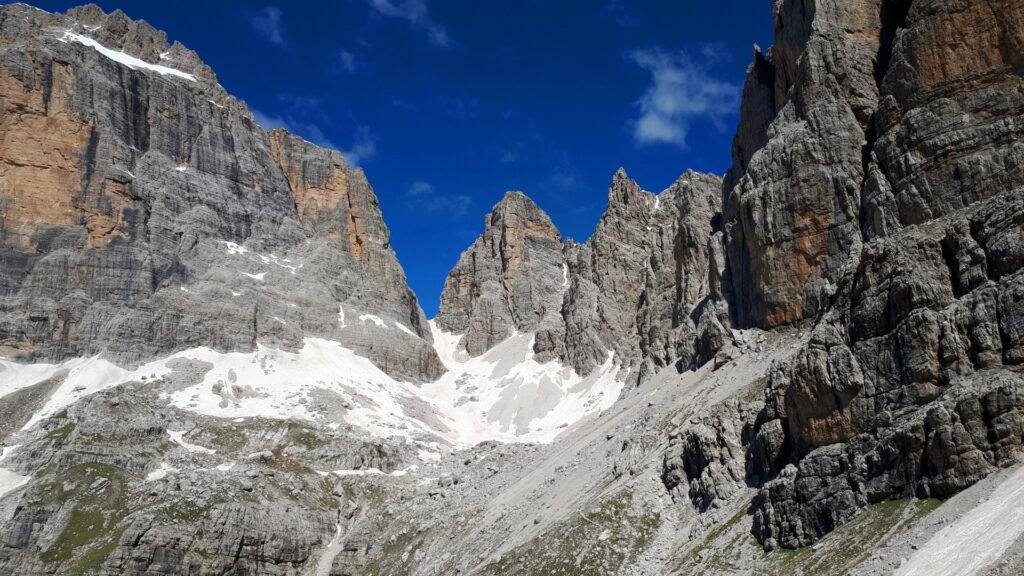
0,63,90,251
905,0,1023,95
267,128,371,262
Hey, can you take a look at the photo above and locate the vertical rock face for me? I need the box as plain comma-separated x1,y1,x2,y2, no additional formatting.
435,191,566,357
718,0,1024,550
862,0,1024,237
723,0,884,329
437,169,724,382
0,3,440,381
561,169,724,379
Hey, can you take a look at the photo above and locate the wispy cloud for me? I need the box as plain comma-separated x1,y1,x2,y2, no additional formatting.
251,96,376,166
248,6,286,45
341,126,377,166
599,0,642,27
628,46,740,148
545,171,579,191
338,49,357,72
251,108,338,149
366,0,450,47
406,180,471,217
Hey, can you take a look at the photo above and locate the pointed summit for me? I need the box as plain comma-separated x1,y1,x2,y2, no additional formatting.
436,191,566,356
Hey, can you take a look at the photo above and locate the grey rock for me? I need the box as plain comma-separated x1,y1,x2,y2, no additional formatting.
0,3,440,382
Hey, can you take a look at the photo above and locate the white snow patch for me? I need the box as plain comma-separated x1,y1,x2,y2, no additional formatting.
332,468,385,477
167,430,216,454
220,241,248,255
896,464,1024,576
561,263,569,289
359,314,387,329
60,31,196,81
179,286,189,293
0,468,29,500
257,253,301,274
4,324,622,448
337,305,347,327
419,322,623,444
1,357,136,431
0,445,20,464
417,448,441,463
175,165,187,172
243,272,265,281
272,316,286,325
231,291,241,297
395,322,417,337
145,462,176,482
215,462,235,472
390,465,417,477
207,99,224,109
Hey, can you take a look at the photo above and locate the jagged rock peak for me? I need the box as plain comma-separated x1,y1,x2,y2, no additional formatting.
438,166,728,383
435,191,566,356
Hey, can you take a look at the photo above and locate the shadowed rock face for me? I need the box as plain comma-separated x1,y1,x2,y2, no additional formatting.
723,0,883,330
709,0,1024,550
0,3,440,381
437,169,725,382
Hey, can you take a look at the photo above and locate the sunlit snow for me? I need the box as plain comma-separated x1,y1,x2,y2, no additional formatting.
60,31,196,81
1,323,622,453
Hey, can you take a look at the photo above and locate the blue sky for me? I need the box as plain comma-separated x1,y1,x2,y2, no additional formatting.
33,0,773,317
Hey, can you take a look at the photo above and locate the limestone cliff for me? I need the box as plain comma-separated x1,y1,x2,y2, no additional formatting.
436,169,724,383
0,3,440,382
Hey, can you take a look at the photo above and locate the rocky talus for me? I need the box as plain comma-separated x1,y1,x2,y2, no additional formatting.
0,2,440,382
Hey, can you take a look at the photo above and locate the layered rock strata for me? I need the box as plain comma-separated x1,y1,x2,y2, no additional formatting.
0,3,440,382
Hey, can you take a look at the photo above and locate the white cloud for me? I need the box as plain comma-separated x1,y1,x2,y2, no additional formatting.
629,47,740,148
248,6,285,45
367,0,449,47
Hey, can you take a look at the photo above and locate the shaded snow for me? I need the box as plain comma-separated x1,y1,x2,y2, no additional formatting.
60,31,196,81
0,468,28,500
896,464,1024,576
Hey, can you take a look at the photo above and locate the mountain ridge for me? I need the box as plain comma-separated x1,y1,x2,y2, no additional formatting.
0,1,1022,575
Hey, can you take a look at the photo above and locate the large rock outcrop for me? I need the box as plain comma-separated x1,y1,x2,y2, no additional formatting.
717,0,1024,549
723,0,883,329
435,191,566,357
436,169,724,382
0,3,440,381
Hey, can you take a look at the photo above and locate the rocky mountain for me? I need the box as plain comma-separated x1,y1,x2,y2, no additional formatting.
437,168,725,384
0,2,440,383
1,1,1023,575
